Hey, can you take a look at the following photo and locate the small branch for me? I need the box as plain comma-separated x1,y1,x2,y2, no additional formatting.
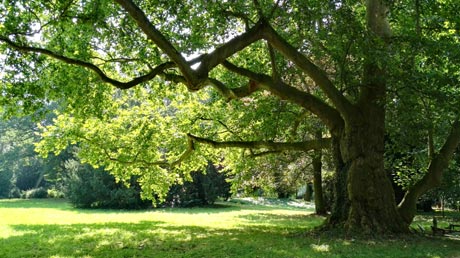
268,0,282,20
253,0,265,20
220,10,253,30
207,78,259,100
267,42,280,80
194,117,243,140
0,36,174,89
290,112,309,139
90,56,144,64
103,139,195,168
102,147,168,167
170,137,195,167
76,130,195,169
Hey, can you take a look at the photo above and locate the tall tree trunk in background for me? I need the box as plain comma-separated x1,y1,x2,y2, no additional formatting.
313,130,327,215
304,183,313,202
327,136,349,226
34,170,45,189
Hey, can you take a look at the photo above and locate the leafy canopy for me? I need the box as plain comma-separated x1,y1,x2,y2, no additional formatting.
1,0,460,204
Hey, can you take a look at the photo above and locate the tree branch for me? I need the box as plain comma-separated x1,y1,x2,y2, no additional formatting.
250,150,282,158
116,0,268,91
398,119,460,224
193,117,244,140
96,135,195,169
195,21,266,78
114,0,199,87
0,36,174,89
207,78,260,100
267,42,280,80
261,23,355,119
222,61,344,133
187,133,331,152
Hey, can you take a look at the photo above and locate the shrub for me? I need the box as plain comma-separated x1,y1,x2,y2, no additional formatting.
9,187,21,198
24,187,48,199
63,159,150,209
47,188,65,198
165,162,231,207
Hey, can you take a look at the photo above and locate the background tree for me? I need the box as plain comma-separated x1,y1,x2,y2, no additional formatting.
0,114,54,197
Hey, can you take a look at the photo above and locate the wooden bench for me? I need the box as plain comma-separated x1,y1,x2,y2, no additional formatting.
432,224,460,236
431,226,447,236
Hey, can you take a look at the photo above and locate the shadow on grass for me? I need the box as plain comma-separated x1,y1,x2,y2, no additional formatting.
2,218,460,258
237,213,324,231
0,199,245,215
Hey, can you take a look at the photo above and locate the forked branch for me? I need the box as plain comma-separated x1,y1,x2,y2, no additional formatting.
261,23,355,119
398,119,460,223
222,61,344,132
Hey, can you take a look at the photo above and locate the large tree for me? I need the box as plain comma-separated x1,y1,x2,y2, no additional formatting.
1,0,460,234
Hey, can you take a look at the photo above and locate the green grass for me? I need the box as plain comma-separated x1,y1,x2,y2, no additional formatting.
0,199,459,258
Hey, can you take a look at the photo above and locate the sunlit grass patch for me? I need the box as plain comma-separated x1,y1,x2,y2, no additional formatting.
310,243,330,252
0,199,459,258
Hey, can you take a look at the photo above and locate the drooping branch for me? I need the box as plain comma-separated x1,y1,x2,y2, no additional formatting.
0,36,174,89
193,117,244,140
398,119,460,224
188,133,331,152
261,23,355,119
222,61,344,133
95,135,195,169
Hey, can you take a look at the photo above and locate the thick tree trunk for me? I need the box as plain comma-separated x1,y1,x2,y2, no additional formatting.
328,99,409,233
342,122,408,234
331,0,407,234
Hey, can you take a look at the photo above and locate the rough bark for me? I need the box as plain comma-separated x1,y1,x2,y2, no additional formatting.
342,114,408,234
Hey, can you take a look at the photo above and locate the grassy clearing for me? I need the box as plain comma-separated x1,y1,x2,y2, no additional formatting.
0,199,459,258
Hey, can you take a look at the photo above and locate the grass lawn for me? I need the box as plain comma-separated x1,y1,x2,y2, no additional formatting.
0,199,459,258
